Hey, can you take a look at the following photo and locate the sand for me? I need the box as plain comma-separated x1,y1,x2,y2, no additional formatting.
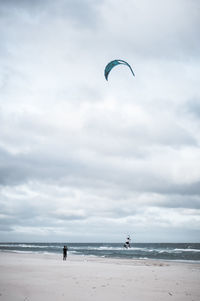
0,252,199,301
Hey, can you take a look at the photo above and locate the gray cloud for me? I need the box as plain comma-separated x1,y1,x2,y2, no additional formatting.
0,0,101,28
98,0,200,59
185,98,200,119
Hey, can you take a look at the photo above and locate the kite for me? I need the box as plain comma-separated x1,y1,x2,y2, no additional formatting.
104,59,135,81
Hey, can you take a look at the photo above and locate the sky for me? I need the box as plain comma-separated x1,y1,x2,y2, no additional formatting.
0,0,200,243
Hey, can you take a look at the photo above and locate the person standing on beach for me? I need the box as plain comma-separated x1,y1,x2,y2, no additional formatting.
63,245,68,260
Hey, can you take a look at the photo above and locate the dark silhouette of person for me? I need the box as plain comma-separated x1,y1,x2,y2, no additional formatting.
63,245,68,260
124,235,131,248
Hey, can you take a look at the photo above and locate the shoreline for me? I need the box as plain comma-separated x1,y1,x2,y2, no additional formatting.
0,252,200,301
1,249,200,265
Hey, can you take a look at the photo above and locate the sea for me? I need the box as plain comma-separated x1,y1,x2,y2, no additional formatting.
0,242,200,262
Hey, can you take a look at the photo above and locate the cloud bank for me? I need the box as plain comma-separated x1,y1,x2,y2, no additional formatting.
0,0,200,242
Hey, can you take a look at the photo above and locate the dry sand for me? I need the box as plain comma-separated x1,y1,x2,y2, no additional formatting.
0,252,199,301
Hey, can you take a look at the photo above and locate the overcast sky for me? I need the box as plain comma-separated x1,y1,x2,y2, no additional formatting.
0,0,200,243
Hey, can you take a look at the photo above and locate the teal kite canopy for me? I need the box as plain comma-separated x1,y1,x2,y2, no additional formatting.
104,59,135,81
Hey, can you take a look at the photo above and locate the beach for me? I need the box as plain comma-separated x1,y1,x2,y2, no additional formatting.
0,252,199,301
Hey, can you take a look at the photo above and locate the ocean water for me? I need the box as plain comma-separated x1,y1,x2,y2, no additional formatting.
0,242,200,262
